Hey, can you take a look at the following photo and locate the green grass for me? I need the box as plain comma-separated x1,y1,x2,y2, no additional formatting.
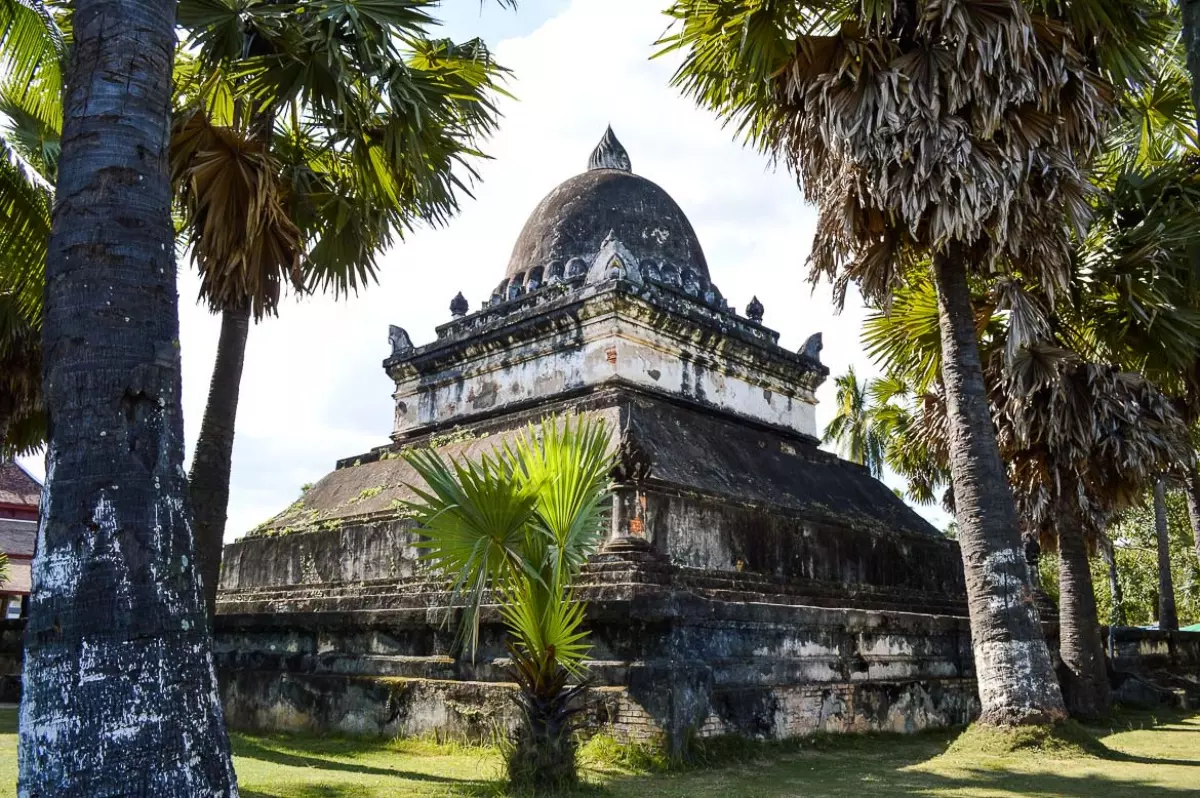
2,706,1199,797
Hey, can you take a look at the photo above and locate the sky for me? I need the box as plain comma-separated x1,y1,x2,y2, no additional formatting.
19,0,952,538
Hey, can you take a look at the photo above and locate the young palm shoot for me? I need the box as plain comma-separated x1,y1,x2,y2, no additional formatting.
403,415,615,790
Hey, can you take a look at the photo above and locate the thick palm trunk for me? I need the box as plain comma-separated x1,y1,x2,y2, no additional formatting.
931,248,1066,725
1056,511,1111,720
508,689,581,790
1184,466,1200,569
190,303,251,620
17,0,239,793
1154,477,1179,630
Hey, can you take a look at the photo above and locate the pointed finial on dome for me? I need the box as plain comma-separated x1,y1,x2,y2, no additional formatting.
588,125,632,172
746,296,764,323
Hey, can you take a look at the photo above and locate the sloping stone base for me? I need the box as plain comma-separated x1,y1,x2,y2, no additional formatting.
218,669,979,743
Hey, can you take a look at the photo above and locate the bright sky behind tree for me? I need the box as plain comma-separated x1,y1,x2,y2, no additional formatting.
19,0,952,536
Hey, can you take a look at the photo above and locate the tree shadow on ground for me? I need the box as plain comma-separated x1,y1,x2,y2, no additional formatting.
232,735,493,786
1095,747,1200,766
891,767,1198,798
594,717,1200,798
599,754,1200,798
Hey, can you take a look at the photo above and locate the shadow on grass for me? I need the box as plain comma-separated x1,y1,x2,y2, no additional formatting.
232,734,494,786
886,768,1197,798
242,789,361,798
591,717,1200,798
1089,745,1200,767
596,744,1200,798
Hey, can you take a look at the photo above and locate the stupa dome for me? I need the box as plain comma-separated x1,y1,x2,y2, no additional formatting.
502,127,709,285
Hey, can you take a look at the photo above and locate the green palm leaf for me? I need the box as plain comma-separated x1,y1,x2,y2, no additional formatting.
402,445,539,657
0,0,64,131
508,416,615,584
402,414,615,761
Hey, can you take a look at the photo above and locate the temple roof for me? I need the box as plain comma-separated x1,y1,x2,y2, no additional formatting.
251,392,939,542
0,460,40,509
502,127,709,285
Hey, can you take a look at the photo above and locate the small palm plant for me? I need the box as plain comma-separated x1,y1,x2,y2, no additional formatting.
403,415,615,790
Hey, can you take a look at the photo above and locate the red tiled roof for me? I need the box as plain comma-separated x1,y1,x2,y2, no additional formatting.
0,461,40,508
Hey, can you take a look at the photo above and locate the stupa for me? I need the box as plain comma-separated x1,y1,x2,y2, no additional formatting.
214,129,978,745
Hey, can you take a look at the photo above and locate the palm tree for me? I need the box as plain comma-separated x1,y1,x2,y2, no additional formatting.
821,366,885,477
863,271,1193,718
1155,477,1181,628
998,356,1191,717
0,0,61,456
663,0,1169,726
18,0,237,791
1069,43,1200,632
402,416,614,791
173,0,509,617
0,0,511,613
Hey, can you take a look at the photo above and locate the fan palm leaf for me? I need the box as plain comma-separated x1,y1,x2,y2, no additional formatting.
508,415,616,583
403,416,613,788
402,446,539,657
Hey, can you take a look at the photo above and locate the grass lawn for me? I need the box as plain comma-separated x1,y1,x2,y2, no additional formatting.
2,705,1199,797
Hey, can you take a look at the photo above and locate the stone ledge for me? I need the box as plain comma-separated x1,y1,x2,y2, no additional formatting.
218,669,980,743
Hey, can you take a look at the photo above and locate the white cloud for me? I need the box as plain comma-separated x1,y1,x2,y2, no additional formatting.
23,0,951,536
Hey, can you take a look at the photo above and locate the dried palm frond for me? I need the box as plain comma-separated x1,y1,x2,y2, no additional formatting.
170,109,303,319
662,0,1167,307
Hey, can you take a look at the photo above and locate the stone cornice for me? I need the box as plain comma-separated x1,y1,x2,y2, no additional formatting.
386,279,825,393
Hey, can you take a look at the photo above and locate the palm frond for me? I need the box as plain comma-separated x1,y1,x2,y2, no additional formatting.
401,445,539,658
174,3,510,310
0,0,65,131
508,416,615,584
170,109,303,319
0,135,49,335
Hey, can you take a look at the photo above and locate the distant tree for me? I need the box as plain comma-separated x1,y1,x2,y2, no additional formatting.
402,416,614,791
17,0,237,791
821,366,885,477
1041,489,1200,628
1155,478,1181,629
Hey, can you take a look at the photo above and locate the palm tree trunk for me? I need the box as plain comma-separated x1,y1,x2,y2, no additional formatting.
1154,476,1179,630
1056,510,1111,720
190,303,251,620
508,682,582,791
1184,466,1200,569
931,247,1066,725
1184,0,1200,133
18,0,238,793
1098,530,1123,659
